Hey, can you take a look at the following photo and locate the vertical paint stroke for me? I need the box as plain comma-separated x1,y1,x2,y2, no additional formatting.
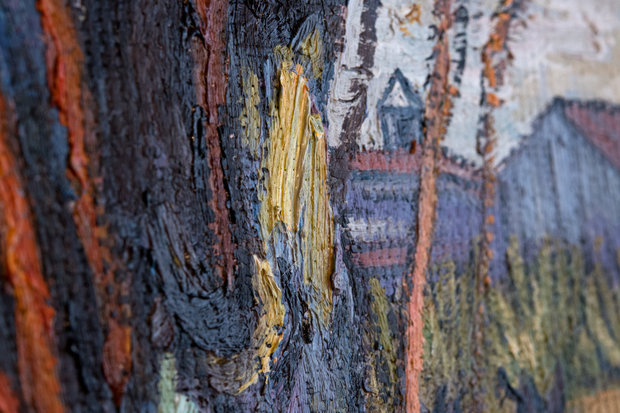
240,257,286,392
259,65,334,324
473,1,523,407
406,1,454,411
0,95,63,413
300,29,324,80
0,372,19,413
194,0,235,290
240,69,262,156
366,278,399,410
37,0,132,403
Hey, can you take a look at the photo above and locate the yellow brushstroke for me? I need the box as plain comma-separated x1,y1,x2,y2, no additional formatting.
247,256,286,387
240,68,261,156
422,236,620,411
259,64,334,324
365,277,399,410
274,45,294,70
205,256,285,394
300,29,323,79
369,278,397,385
234,256,286,393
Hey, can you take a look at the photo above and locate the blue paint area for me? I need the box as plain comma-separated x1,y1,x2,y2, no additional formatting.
378,69,424,151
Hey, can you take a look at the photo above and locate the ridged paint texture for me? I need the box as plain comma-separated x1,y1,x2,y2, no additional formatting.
37,0,132,403
259,64,334,325
300,29,324,80
240,69,261,157
243,257,286,391
0,373,19,413
406,0,454,410
204,256,285,393
365,278,400,410
0,95,63,413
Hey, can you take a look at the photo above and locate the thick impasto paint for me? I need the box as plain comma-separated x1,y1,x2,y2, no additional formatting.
0,0,618,411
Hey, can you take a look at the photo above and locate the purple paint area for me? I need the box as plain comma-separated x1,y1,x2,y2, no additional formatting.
431,174,482,268
343,168,419,294
340,99,620,293
490,99,620,282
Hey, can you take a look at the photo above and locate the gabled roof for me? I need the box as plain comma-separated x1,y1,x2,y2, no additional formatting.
378,69,422,109
563,99,620,170
498,97,620,172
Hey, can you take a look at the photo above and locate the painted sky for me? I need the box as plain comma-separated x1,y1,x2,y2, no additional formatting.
328,0,620,165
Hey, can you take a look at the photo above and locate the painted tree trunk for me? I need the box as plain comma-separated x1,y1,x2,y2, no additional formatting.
1,0,619,412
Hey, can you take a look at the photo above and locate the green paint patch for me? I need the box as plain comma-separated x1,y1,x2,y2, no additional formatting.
158,353,198,413
421,236,620,411
364,277,401,410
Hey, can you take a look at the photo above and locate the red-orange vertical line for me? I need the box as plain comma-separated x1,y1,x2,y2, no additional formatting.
0,94,64,413
406,1,454,411
473,1,522,409
195,0,236,290
36,0,132,404
0,372,19,413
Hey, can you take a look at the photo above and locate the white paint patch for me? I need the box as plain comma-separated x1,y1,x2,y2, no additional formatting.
382,79,412,108
487,0,620,163
359,0,435,150
326,0,365,147
346,216,412,243
328,0,620,165
443,0,495,163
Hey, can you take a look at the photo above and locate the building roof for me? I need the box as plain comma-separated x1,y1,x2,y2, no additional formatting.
563,98,620,170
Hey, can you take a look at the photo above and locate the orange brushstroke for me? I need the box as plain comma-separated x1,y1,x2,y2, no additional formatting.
37,0,131,403
353,247,409,267
405,1,454,411
0,95,63,413
37,0,88,189
102,319,132,405
0,372,19,413
405,4,422,24
487,92,501,107
194,0,236,290
471,1,521,408
477,0,519,288
482,56,497,88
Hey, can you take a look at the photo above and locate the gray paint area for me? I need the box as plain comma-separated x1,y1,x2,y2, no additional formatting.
490,99,620,282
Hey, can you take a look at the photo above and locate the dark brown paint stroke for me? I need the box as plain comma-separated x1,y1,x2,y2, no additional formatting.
0,92,63,413
194,0,235,290
406,1,454,411
36,0,132,404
